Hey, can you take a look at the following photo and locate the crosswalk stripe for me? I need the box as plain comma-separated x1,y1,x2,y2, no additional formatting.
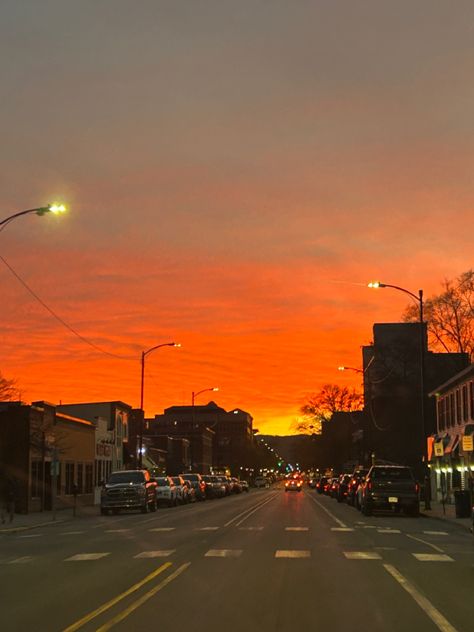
65,553,110,561
149,527,176,532
105,529,130,533
285,527,308,531
275,550,311,558
344,552,381,560
377,529,401,534
197,527,219,531
205,549,242,558
412,553,454,562
331,527,354,532
9,556,33,564
423,531,449,536
60,531,85,536
18,534,43,538
134,551,175,558
238,527,264,531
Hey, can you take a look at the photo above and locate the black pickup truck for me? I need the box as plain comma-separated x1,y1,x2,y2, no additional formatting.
359,465,420,516
100,470,157,515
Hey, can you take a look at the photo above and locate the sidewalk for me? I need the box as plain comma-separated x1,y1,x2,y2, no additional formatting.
0,505,100,534
421,501,472,532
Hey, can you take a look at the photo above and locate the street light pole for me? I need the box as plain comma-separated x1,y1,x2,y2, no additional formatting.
138,342,180,468
368,281,430,509
0,204,67,231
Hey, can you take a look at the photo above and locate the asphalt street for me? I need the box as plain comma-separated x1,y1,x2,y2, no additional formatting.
0,486,472,632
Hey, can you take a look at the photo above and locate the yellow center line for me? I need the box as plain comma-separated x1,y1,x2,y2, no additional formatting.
62,562,172,632
95,563,191,632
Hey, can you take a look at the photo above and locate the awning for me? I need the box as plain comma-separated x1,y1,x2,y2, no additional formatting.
444,434,460,455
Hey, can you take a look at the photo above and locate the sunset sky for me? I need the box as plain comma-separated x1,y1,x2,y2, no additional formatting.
1,2,473,434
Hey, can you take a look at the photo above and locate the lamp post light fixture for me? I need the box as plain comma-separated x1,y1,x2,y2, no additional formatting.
338,366,363,374
368,280,430,509
0,203,67,230
191,387,219,406
138,341,180,468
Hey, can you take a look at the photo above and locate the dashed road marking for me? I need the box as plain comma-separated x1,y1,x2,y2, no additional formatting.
423,531,449,536
9,556,33,564
344,551,382,560
149,527,175,532
306,494,347,528
285,527,309,532
377,529,401,534
239,527,264,531
412,553,454,562
275,550,311,558
134,551,175,558
60,531,85,536
18,534,43,538
331,527,354,532
406,533,445,553
362,526,377,529
65,553,110,561
205,549,243,558
197,527,219,531
105,529,130,533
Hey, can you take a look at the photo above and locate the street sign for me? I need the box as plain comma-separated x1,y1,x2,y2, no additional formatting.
462,435,473,452
434,442,444,457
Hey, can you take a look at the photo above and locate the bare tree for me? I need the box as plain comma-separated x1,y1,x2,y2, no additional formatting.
0,371,16,401
296,384,363,434
403,269,474,358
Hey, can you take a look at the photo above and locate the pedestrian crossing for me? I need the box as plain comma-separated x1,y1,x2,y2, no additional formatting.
0,549,458,564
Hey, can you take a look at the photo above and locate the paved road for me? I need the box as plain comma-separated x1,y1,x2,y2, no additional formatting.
1,486,472,632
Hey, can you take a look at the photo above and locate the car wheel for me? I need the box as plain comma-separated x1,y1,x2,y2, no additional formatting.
100,508,109,516
140,502,148,514
150,500,157,512
406,503,420,517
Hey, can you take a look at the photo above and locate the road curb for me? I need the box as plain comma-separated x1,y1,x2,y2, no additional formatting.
420,511,472,533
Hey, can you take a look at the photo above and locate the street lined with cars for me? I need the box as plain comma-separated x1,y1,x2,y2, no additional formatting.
1,482,472,632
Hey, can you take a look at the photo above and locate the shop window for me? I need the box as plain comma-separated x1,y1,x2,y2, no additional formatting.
65,462,75,495
31,460,42,499
85,464,93,494
77,463,84,494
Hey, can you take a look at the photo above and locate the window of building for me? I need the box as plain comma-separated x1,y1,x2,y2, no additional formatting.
85,464,93,494
462,384,468,422
449,393,455,427
456,389,462,424
65,462,75,495
470,382,474,421
76,463,84,494
31,460,42,499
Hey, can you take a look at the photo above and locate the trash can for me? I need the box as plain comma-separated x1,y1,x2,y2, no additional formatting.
454,490,471,518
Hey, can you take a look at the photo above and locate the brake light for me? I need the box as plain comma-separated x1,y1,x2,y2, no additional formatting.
367,481,372,491
415,483,419,494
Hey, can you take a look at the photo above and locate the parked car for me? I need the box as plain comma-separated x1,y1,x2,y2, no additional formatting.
182,479,196,503
170,476,189,504
347,468,369,506
201,475,224,499
254,476,268,488
217,475,232,495
358,465,420,516
307,478,317,488
100,470,157,515
181,473,207,501
316,477,328,494
336,474,352,503
231,477,242,493
155,476,178,507
328,477,339,498
240,480,249,493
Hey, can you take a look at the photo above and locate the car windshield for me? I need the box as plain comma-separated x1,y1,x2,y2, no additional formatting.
107,472,144,484
156,478,171,487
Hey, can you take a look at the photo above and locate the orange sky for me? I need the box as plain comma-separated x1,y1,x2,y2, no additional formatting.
1,2,473,434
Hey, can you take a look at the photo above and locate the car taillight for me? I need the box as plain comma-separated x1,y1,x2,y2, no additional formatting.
415,483,419,494
367,481,372,491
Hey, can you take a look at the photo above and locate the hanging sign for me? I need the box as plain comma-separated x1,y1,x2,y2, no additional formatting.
462,435,473,452
434,442,444,457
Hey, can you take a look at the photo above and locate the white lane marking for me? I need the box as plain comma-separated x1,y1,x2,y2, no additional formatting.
423,531,449,536
374,547,396,551
275,550,311,558
229,494,278,528
356,521,366,524
60,531,85,535
344,552,382,560
413,554,454,562
134,550,175,558
406,533,445,553
149,527,176,532
377,529,401,534
9,556,33,564
65,553,110,561
362,525,377,529
197,527,219,531
238,527,264,531
285,527,309,531
306,493,347,528
18,534,43,538
384,564,459,632
105,529,130,533
331,527,354,532
205,549,243,558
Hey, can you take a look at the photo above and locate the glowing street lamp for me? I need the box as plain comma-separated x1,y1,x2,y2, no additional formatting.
191,387,219,406
338,366,363,374
0,203,67,230
138,341,180,468
368,279,430,509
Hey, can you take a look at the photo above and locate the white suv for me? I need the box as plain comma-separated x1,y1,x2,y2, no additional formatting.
155,476,178,507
